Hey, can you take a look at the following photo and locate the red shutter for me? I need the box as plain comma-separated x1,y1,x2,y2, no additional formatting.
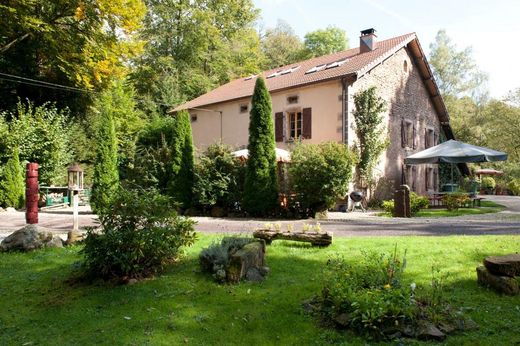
275,112,284,142
412,124,417,149
401,120,405,148
302,107,312,139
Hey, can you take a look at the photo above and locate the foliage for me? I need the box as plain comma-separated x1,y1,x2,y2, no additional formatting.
260,20,305,70
382,200,394,214
352,87,388,186
193,143,245,212
508,179,520,196
0,0,146,111
82,188,196,279
243,77,278,216
0,147,25,208
441,192,469,211
168,110,194,209
481,177,496,191
90,98,119,214
303,26,348,57
410,192,429,215
0,101,73,185
132,0,261,108
316,248,415,339
199,236,256,282
289,142,354,217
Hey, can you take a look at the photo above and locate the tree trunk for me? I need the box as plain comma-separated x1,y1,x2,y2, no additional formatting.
253,229,332,246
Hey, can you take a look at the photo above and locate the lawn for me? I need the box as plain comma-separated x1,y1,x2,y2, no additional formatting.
415,200,506,218
1,234,519,345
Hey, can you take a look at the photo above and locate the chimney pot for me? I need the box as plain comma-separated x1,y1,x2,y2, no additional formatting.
360,28,377,53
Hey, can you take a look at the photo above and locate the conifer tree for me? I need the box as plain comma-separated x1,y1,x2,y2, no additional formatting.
0,147,25,209
169,110,194,209
243,77,278,215
91,104,119,213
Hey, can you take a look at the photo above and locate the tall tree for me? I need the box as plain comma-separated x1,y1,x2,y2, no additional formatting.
90,94,119,213
303,26,349,57
243,77,278,216
132,0,261,110
260,20,305,70
0,147,25,209
169,110,194,209
0,0,146,111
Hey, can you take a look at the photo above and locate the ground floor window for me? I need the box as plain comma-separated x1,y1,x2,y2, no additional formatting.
288,111,302,139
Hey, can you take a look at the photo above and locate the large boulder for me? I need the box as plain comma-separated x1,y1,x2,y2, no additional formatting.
476,266,519,295
484,254,520,277
0,225,63,252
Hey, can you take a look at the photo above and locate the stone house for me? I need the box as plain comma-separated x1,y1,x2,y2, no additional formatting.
175,29,458,197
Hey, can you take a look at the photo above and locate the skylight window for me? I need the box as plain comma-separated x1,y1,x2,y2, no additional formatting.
280,65,300,75
266,71,282,79
305,64,327,74
305,59,349,74
244,74,257,81
325,58,349,70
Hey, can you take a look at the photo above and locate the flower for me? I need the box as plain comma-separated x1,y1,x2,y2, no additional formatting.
384,283,391,289
410,282,416,291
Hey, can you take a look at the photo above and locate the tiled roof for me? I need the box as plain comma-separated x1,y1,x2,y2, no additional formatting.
174,33,416,111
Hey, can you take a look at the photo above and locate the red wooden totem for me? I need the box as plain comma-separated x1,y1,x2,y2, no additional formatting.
25,163,39,224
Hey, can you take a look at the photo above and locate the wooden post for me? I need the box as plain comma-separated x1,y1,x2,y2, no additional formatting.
25,163,39,224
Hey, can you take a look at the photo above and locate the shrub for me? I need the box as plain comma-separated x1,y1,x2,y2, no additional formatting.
289,142,354,217
0,147,25,208
199,236,256,282
382,199,394,214
243,77,278,216
90,103,119,214
169,110,194,209
481,176,496,191
441,192,469,211
410,192,429,215
193,143,245,213
508,179,520,196
82,188,197,280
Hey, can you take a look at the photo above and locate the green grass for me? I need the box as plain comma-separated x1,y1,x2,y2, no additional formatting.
1,234,520,345
415,201,506,218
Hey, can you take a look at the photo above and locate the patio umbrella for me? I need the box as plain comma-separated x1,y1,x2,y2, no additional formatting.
404,139,507,185
231,148,291,162
475,168,504,176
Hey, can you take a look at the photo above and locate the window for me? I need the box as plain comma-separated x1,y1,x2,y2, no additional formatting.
425,128,435,148
287,95,299,104
190,114,197,122
239,104,248,113
401,119,416,149
288,111,302,139
425,167,433,190
403,60,408,73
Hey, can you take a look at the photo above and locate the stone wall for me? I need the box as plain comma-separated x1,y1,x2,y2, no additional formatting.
348,47,441,197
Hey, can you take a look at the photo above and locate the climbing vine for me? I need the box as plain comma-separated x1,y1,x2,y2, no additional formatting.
352,87,388,186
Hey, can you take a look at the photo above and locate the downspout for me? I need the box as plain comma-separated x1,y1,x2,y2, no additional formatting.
341,77,348,144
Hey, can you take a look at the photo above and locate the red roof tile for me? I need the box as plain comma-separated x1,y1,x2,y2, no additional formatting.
174,33,416,111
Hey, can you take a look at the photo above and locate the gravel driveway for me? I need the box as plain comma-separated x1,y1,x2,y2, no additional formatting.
1,195,520,241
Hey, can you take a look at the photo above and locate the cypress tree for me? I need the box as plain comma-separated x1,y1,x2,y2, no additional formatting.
91,104,119,213
243,77,278,215
169,110,194,209
0,147,25,209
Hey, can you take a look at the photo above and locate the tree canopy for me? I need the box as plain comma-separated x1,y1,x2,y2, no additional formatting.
303,26,349,57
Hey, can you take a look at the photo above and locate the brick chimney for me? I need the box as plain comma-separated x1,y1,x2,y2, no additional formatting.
360,28,377,53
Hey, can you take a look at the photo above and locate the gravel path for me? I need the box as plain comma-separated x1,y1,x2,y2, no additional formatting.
1,195,520,241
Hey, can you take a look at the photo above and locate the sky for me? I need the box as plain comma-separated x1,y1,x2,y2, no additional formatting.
252,0,520,99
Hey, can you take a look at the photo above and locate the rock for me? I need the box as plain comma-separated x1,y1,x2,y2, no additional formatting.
0,225,61,252
245,267,264,282
66,231,84,245
5,207,16,212
45,236,63,248
259,266,270,276
484,254,520,277
417,321,446,341
476,266,519,295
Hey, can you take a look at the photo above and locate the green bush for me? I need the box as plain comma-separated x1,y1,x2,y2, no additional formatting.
382,199,394,214
442,192,469,211
193,143,245,213
0,147,25,208
316,248,416,339
199,236,256,282
243,77,278,216
289,142,354,217
410,192,429,215
82,188,197,279
169,110,194,209
481,176,496,191
508,179,520,196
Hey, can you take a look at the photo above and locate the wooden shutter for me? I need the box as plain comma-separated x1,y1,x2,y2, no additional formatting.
302,108,312,139
425,168,429,190
401,120,405,148
412,124,417,149
424,128,428,148
412,166,417,191
401,164,406,184
433,131,438,146
275,112,284,142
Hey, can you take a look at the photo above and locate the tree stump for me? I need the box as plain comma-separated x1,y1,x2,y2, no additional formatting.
484,254,520,277
476,266,519,295
226,241,266,283
253,229,332,246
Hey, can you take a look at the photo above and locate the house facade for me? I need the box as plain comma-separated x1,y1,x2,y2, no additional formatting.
175,29,457,197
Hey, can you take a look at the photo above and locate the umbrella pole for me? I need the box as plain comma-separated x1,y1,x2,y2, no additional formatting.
450,163,454,187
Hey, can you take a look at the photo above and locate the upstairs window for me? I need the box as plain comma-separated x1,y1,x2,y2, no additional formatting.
190,114,198,122
239,104,248,113
425,128,435,148
287,95,299,104
401,119,416,149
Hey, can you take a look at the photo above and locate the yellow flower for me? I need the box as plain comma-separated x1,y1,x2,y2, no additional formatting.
384,284,391,289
